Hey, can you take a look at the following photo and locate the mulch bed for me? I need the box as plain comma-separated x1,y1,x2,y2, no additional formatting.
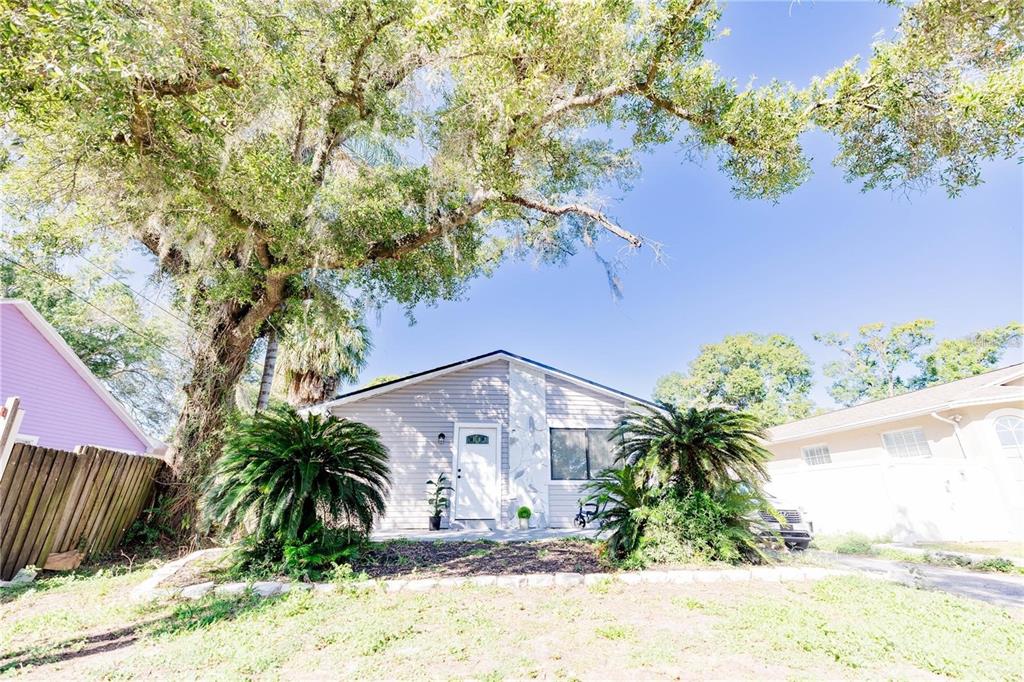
350,540,606,579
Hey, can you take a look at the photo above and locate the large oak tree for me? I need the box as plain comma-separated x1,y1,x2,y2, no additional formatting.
2,0,1021,528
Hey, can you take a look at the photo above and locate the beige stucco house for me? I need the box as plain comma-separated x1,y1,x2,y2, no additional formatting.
765,364,1024,542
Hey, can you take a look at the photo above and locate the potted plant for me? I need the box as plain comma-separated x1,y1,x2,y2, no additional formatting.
516,505,532,530
426,473,454,531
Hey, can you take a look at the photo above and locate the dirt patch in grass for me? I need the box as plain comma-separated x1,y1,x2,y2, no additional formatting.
350,539,605,578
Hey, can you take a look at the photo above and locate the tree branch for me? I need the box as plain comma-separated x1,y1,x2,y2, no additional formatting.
140,66,241,98
523,84,633,139
361,188,499,263
348,13,400,116
118,66,240,149
520,0,712,140
642,91,740,146
502,194,642,248
233,273,288,348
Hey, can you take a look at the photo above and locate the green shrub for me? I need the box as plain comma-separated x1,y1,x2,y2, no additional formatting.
516,506,532,520
923,551,973,568
282,525,364,580
973,557,1015,573
829,533,877,555
623,486,768,568
588,404,775,564
585,464,660,558
229,524,365,581
611,404,771,495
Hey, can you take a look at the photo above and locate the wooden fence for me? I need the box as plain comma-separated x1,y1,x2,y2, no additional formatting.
0,444,164,580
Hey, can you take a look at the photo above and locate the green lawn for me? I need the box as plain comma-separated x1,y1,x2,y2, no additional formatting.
916,541,1024,560
1,565,1021,679
812,534,1024,574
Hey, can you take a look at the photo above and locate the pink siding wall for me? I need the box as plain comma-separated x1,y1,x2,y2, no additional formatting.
0,305,148,452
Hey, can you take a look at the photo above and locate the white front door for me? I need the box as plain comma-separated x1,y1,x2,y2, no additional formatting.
455,425,499,520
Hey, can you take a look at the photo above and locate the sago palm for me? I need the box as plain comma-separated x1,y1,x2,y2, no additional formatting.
202,405,391,542
584,464,658,558
611,404,771,495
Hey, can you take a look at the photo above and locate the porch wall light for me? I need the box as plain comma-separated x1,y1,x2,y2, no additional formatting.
437,432,446,446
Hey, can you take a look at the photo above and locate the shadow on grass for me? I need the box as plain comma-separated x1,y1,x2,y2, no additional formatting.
0,592,272,673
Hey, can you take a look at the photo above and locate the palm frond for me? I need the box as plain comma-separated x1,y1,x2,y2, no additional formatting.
611,403,771,495
202,405,391,543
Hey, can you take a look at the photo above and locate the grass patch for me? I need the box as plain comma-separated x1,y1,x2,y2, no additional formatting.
917,541,1024,559
813,533,878,555
1,566,1020,679
719,576,1024,678
813,535,1023,574
595,624,635,641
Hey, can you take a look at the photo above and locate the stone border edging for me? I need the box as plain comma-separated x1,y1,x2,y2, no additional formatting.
131,555,858,602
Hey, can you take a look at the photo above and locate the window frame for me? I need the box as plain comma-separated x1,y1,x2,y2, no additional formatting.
801,443,832,466
993,415,1024,458
880,427,933,459
549,427,617,481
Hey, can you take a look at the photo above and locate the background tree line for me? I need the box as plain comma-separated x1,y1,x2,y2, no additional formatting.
655,320,1023,426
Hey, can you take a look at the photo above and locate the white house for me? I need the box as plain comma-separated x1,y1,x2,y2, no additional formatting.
764,363,1024,542
312,350,652,530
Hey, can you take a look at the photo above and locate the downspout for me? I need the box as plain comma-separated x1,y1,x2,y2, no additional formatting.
930,412,968,459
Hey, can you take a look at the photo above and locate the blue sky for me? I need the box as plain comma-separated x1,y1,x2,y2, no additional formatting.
351,0,1024,408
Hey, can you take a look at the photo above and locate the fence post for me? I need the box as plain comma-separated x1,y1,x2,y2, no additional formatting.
0,396,23,481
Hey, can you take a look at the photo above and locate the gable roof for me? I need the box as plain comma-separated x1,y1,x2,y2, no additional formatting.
312,350,658,410
0,299,161,450
767,362,1024,444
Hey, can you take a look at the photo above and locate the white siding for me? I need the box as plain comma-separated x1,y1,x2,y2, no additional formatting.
546,375,626,425
330,360,510,529
549,483,590,528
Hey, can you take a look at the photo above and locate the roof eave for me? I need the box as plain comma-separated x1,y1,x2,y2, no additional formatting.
308,350,657,412
767,391,1024,444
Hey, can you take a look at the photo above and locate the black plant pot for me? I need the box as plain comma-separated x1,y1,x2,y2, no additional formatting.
429,515,442,531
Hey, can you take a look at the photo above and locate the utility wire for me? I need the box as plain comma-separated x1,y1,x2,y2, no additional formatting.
1,254,190,364
0,233,213,341
70,250,214,341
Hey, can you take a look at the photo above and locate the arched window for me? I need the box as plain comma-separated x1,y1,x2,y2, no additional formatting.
994,415,1024,458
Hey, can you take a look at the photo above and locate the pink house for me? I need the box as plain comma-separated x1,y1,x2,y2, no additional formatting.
0,300,157,453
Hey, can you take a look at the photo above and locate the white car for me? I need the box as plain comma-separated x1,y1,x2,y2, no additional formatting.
759,503,814,550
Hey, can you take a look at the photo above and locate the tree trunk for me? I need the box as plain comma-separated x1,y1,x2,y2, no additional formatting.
165,295,281,540
287,371,339,408
256,328,278,412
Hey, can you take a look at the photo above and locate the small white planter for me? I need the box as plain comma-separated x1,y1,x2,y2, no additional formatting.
518,517,530,530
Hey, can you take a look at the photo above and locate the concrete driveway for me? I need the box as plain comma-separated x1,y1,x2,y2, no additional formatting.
816,552,1024,609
